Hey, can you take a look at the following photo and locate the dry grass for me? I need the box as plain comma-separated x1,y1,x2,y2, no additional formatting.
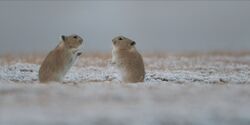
1,51,250,66
0,52,111,65
0,53,44,65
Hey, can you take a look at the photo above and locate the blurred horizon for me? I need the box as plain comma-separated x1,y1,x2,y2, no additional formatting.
0,1,250,54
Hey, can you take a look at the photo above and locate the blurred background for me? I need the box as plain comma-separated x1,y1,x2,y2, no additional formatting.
0,1,249,54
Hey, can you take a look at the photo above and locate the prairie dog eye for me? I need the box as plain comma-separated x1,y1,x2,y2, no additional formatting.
131,41,136,46
118,37,123,40
73,36,78,39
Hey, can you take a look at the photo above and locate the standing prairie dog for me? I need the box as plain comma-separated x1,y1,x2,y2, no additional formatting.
111,36,145,83
39,34,84,83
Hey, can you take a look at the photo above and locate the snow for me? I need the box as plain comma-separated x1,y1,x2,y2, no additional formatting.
1,55,249,84
0,54,250,125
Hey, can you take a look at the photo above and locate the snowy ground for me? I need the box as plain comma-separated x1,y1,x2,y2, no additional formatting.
0,53,250,125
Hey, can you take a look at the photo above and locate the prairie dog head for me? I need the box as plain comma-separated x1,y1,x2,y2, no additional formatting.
61,34,84,55
112,36,136,51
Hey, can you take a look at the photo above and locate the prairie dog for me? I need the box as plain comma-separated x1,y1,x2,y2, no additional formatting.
112,36,145,83
39,34,84,83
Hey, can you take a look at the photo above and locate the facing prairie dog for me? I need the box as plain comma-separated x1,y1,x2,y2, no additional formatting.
112,36,145,83
39,34,84,83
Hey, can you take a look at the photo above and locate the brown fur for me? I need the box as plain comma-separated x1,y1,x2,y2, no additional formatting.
39,35,84,83
112,36,145,83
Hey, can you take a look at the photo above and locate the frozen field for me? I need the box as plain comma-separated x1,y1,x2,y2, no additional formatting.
0,53,250,125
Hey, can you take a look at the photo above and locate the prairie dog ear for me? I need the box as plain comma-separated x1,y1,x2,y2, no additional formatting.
61,35,66,41
131,41,136,46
